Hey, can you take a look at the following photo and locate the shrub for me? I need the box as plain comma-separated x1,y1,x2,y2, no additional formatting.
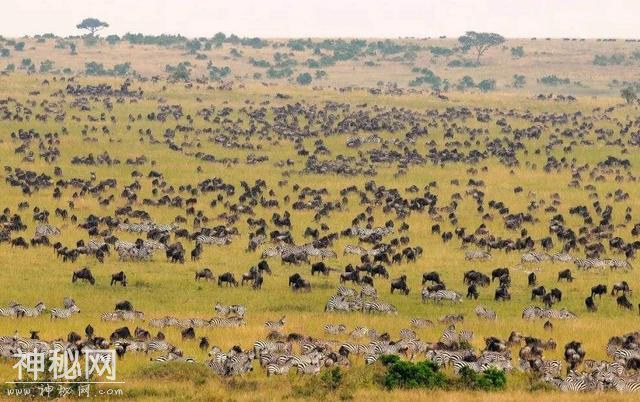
208,64,231,80
456,367,507,391
430,46,454,57
457,75,475,90
296,72,313,85
14,42,25,51
511,46,524,58
593,54,625,66
39,60,55,73
0,48,9,57
539,74,570,86
4,63,15,72
165,62,192,81
315,70,327,79
478,79,496,92
382,359,447,389
409,68,442,89
447,59,477,68
513,74,526,88
105,35,120,45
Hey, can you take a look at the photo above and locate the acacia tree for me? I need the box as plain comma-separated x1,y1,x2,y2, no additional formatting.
621,87,637,104
458,31,505,64
76,18,109,36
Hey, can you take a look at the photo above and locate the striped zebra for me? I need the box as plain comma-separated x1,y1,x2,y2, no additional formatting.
15,302,47,317
613,348,640,361
574,258,607,271
63,297,76,309
551,253,573,263
465,250,491,261
296,361,321,375
410,318,434,328
205,359,229,376
423,289,463,303
324,324,347,335
362,301,397,314
521,251,551,264
50,304,80,319
343,245,368,256
558,372,598,392
611,377,640,393
440,325,459,346
339,343,369,356
336,286,356,298
254,340,292,355
154,353,196,363
147,340,174,352
459,329,474,343
0,306,20,318
266,362,292,376
214,303,246,318
324,295,352,312
606,259,633,270
196,235,231,246
474,305,497,320
349,326,369,339
360,285,378,299
399,329,417,340
102,310,145,321
208,317,245,327
35,224,60,237
439,314,464,324
265,316,286,332
426,350,474,367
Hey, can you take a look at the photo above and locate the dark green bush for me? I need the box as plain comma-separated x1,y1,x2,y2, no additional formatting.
382,359,447,389
457,367,507,391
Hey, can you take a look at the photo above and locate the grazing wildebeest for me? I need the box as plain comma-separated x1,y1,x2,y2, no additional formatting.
611,281,631,296
422,272,441,285
617,294,633,310
528,272,537,287
557,269,573,282
257,260,272,275
390,275,409,295
340,270,360,284
369,265,389,279
288,273,302,287
467,284,479,299
217,272,238,287
361,275,374,286
531,286,546,300
495,286,511,301
252,275,263,290
311,262,330,276
115,300,134,311
491,268,509,282
292,277,311,292
199,337,209,352
111,271,127,286
195,268,214,281
181,327,195,340
72,267,95,285
585,296,597,312
110,327,132,342
190,243,202,261
591,284,607,298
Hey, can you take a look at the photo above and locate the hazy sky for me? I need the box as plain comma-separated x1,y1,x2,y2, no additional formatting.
2,0,638,38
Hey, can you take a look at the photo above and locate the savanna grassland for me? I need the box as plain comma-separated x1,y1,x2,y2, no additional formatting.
0,34,639,401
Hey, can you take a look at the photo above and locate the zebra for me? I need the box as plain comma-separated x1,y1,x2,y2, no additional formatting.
15,339,51,353
254,340,292,355
558,372,597,392
426,350,474,367
63,297,76,309
147,340,174,352
196,235,231,246
521,251,551,264
324,324,347,335
336,286,356,297
459,329,474,343
50,304,80,319
611,377,640,393
606,259,633,270
349,326,369,339
208,317,246,328
574,258,607,271
440,325,459,346
465,250,491,261
295,361,321,375
613,348,640,361
35,224,60,237
522,306,543,320
265,316,286,332
266,362,292,376
410,318,434,328
343,245,368,256
362,301,397,314
324,295,352,312
359,285,378,299
426,290,463,303
399,329,417,340
214,303,246,318
474,305,497,320
551,252,573,263
0,304,21,318
339,343,369,356
205,359,229,376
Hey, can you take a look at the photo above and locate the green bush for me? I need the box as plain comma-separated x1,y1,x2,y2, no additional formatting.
593,54,625,66
477,79,496,92
296,72,313,85
382,359,447,389
456,367,507,391
539,74,570,86
409,68,442,89
511,46,524,58
14,42,25,51
0,48,9,57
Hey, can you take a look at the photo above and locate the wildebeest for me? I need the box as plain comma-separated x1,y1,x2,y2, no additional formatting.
531,286,546,300
495,286,511,301
557,269,573,282
340,270,360,284
195,268,214,281
617,294,633,310
422,271,441,285
110,327,132,342
390,275,409,295
72,267,95,285
111,271,127,286
611,281,631,296
585,296,597,312
115,300,134,311
218,272,238,287
591,284,607,298
528,272,537,286
466,284,479,299
288,273,302,287
181,327,195,340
